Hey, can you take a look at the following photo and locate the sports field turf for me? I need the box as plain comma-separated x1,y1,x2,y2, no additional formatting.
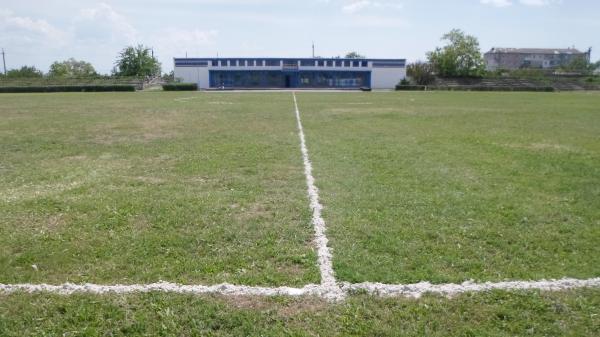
0,92,318,286
1,290,599,336
0,90,599,335
298,91,600,284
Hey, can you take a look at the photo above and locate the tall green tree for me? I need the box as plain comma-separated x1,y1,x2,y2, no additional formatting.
427,29,485,77
113,45,161,77
5,66,43,78
345,51,366,59
49,58,97,77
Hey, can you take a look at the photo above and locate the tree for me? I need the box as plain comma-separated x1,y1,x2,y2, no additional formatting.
406,61,435,85
427,29,485,77
49,58,97,77
560,56,595,74
113,45,161,77
345,51,366,59
5,66,43,78
162,70,176,82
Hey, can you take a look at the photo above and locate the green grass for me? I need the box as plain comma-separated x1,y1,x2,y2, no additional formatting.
1,290,599,336
297,91,600,284
2,91,599,335
0,92,319,286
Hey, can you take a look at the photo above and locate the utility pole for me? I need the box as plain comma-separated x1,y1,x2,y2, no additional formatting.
1,48,6,75
312,42,315,58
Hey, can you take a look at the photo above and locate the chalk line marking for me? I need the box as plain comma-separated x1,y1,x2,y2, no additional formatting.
293,92,344,301
344,278,600,298
2,278,599,299
173,96,200,102
0,282,323,297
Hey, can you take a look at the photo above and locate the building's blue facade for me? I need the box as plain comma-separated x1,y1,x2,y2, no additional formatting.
173,57,406,89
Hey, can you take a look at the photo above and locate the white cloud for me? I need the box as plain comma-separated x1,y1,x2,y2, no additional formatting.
481,0,559,7
338,0,403,14
480,0,512,7
152,27,218,59
74,3,138,44
342,0,371,13
519,0,553,6
0,9,68,47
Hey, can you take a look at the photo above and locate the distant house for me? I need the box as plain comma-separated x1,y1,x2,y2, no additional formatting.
484,47,591,71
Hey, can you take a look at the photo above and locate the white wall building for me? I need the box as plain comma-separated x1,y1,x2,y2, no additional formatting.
173,57,406,89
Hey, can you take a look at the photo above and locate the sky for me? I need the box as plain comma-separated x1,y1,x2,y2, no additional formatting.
0,0,598,74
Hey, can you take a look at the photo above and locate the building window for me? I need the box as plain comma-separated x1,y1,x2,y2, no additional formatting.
265,59,280,66
212,60,219,66
335,60,342,67
317,60,325,67
326,60,333,67
283,60,298,67
352,61,360,67
297,71,370,88
344,60,350,67
300,60,315,66
361,61,368,67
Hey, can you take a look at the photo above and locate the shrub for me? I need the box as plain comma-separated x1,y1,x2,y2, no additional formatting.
395,85,427,91
162,83,198,91
5,66,44,78
430,86,554,92
406,62,435,85
394,85,554,92
0,85,136,93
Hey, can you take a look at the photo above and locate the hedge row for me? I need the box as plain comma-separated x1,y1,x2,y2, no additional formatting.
0,85,136,93
395,85,427,91
162,83,198,91
395,85,555,92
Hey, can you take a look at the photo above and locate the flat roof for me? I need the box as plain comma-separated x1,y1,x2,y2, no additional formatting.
174,57,406,62
486,48,586,55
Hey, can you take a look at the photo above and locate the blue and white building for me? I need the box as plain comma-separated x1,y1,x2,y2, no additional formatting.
173,57,406,89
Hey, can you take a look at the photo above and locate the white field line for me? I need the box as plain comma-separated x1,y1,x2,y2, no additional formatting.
0,282,323,297
292,92,344,301
173,96,200,102
343,278,600,298
2,278,600,298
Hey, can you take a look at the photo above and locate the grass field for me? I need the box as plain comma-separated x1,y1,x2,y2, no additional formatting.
1,91,599,335
0,92,318,286
298,91,600,284
1,290,599,336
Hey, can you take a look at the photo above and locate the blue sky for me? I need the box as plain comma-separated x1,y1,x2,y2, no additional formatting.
1,0,598,74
